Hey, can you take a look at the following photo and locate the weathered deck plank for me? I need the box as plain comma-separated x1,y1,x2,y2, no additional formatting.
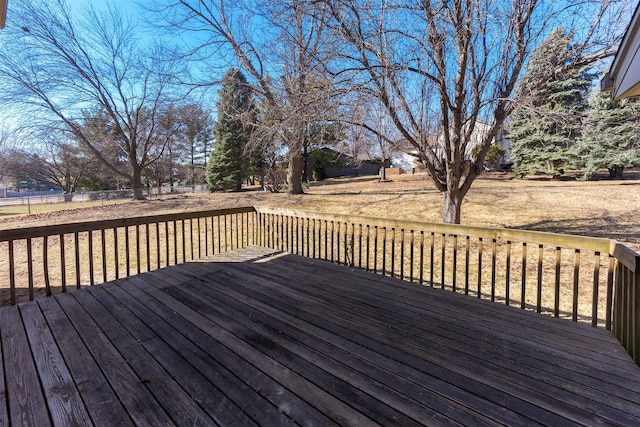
0,306,51,427
36,296,134,427
1,246,640,426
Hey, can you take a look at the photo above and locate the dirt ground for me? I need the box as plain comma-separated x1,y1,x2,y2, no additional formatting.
2,171,639,251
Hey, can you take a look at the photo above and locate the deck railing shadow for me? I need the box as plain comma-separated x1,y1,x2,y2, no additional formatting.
1,205,639,365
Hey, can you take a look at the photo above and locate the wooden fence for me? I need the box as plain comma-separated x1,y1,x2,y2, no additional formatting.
1,205,639,364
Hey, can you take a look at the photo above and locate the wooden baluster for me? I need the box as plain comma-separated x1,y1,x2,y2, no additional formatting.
419,231,425,285
477,237,483,297
162,222,168,266
537,244,543,313
100,230,106,283
555,247,561,317
27,238,34,300
452,235,458,292
464,236,470,295
135,225,140,274
331,221,335,262
358,224,363,269
382,227,387,276
592,252,601,327
181,219,186,261
409,230,414,283
88,231,95,285
125,226,130,277
366,225,371,272
145,224,151,272
224,215,228,252
173,220,178,264
74,232,80,289
8,240,16,305
430,232,435,287
521,242,527,309
336,222,341,262
490,239,497,301
43,236,51,296
441,234,446,290
373,226,378,273
505,241,511,305
236,213,240,250
398,229,404,280
573,249,581,321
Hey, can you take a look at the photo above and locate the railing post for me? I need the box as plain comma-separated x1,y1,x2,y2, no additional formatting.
611,247,640,364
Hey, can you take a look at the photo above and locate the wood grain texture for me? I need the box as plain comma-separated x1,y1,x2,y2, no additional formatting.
20,302,92,427
0,246,639,426
0,306,51,427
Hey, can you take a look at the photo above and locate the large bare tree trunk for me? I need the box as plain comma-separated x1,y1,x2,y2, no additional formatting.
287,152,304,194
131,169,146,200
442,190,462,224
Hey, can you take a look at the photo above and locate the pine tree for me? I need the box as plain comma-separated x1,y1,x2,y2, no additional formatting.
573,90,640,180
510,28,595,178
206,69,254,191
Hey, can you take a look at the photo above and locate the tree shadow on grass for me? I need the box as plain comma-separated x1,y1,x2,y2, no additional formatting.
512,217,640,249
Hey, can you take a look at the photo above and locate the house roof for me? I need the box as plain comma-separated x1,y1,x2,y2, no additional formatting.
0,0,7,29
601,2,640,99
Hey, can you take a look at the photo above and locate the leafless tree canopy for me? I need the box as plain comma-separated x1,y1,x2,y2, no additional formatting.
325,0,629,222
155,0,342,194
0,0,187,199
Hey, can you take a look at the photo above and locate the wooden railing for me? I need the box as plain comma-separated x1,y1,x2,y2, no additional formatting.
1,205,640,364
0,207,256,305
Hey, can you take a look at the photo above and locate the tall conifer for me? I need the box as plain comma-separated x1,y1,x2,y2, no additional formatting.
206,69,254,191
573,90,640,180
510,28,595,178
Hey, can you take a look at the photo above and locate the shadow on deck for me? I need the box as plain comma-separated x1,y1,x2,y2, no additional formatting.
2,246,640,426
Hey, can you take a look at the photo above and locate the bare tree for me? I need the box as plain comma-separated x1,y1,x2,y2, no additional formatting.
41,132,97,199
0,0,185,199
155,0,339,194
327,0,629,223
177,104,212,187
344,96,408,181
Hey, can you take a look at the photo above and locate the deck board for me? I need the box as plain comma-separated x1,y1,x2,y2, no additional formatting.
1,246,640,426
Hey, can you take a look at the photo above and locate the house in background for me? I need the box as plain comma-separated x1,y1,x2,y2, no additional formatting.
306,147,381,180
601,2,640,99
430,121,512,170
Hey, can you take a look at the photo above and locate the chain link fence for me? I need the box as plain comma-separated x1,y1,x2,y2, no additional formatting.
0,185,207,208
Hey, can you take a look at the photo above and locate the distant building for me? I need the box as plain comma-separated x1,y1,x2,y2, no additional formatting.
307,147,381,180
397,122,511,172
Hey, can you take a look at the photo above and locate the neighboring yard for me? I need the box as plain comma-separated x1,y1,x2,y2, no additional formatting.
2,172,639,251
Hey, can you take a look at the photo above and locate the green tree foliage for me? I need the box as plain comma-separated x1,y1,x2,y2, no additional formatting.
206,69,254,191
471,144,506,171
573,90,640,180
511,28,595,178
309,149,347,181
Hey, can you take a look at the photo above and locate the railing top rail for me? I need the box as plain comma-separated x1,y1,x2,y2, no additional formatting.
255,206,614,254
0,206,256,242
611,242,640,272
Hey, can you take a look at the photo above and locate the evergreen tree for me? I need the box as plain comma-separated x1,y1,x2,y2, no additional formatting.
510,28,595,178
206,69,254,191
573,90,640,180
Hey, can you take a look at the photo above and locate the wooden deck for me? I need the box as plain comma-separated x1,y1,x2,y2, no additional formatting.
1,246,640,426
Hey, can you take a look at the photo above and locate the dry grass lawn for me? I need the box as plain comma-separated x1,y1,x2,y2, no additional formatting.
2,171,639,250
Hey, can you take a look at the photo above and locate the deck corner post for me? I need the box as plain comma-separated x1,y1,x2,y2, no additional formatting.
634,255,640,364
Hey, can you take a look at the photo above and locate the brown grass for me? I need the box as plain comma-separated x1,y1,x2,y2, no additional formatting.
3,171,639,250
